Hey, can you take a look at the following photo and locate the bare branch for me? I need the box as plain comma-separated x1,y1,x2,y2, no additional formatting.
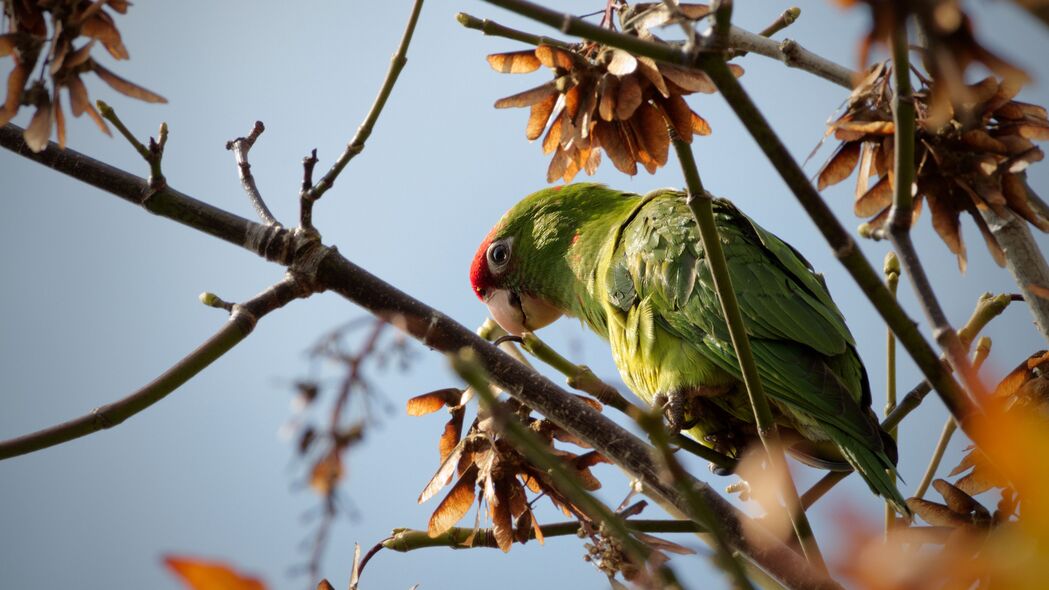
302,0,425,205
226,120,280,226
0,274,314,460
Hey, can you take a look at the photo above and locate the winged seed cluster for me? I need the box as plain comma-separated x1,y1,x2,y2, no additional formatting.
817,62,1049,272
488,5,741,183
1,0,166,151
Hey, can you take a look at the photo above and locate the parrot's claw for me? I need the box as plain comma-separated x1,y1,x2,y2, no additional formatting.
653,390,690,433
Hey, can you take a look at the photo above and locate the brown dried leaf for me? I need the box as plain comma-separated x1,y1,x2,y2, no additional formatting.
546,146,571,183
855,174,893,217
440,408,465,463
487,50,541,74
1015,122,1049,141
535,45,575,70
636,57,668,97
932,479,983,516
615,74,643,120
514,509,533,545
595,120,637,175
494,81,557,109
636,102,669,166
418,442,465,503
658,94,691,142
428,465,478,537
91,62,167,103
906,498,969,527
962,129,1008,154
309,451,343,496
0,33,19,57
834,120,895,138
1002,173,1049,231
597,74,618,122
491,482,514,552
818,141,862,190
81,13,129,60
690,111,711,136
996,101,1048,121
659,65,716,94
542,112,563,154
928,188,967,272
526,92,557,141
406,387,461,416
164,557,266,590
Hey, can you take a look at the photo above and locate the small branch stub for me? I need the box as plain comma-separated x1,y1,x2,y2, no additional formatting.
226,121,280,227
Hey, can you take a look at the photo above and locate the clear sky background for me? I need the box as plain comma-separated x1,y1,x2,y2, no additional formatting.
1,2,1047,589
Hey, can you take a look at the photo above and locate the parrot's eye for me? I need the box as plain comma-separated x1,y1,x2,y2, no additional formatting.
487,240,511,271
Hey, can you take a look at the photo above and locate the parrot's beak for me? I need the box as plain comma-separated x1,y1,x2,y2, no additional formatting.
484,288,563,336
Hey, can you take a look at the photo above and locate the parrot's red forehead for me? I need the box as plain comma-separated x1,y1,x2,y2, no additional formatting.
469,223,502,300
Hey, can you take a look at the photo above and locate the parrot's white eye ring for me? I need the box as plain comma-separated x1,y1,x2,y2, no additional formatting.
487,239,512,272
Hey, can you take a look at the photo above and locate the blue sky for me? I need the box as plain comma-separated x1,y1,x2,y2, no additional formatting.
1,2,1047,589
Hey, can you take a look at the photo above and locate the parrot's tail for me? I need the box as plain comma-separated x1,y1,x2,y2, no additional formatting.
825,426,910,516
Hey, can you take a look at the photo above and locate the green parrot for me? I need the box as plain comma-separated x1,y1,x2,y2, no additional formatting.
469,183,906,512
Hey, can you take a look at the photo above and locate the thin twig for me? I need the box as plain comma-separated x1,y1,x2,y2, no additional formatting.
456,12,575,49
0,275,313,460
96,100,166,187
884,252,900,533
226,121,280,226
883,24,988,413
912,337,991,500
673,134,826,572
303,0,425,206
758,7,801,38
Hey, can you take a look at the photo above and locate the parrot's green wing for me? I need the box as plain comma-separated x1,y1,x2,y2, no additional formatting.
608,190,904,511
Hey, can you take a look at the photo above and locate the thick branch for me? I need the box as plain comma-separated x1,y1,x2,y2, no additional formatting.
0,125,838,590
0,275,310,460
980,206,1049,341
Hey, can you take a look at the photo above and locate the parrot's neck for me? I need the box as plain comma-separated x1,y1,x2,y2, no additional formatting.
532,194,644,338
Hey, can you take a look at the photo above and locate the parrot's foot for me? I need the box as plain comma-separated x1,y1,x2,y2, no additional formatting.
652,390,694,433
703,430,748,460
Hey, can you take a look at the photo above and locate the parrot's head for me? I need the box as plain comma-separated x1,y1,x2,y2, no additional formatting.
469,188,568,336
470,183,634,336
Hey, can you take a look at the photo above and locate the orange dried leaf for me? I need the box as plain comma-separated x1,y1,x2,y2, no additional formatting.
439,408,465,463
906,498,969,527
92,62,167,103
164,557,266,590
547,146,570,183
542,113,563,154
428,465,478,537
928,189,967,272
418,441,465,503
24,101,52,153
526,93,557,141
406,387,461,416
494,81,557,109
690,111,711,136
818,141,862,190
535,45,575,70
636,102,669,166
487,50,541,74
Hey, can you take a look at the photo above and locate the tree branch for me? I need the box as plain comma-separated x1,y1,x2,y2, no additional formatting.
302,0,425,208
226,120,280,226
0,124,838,590
0,274,313,460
